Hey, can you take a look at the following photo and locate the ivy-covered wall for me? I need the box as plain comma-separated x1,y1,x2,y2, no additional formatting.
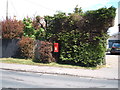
45,6,116,67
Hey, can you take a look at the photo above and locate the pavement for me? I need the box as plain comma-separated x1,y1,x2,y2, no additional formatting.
0,54,119,80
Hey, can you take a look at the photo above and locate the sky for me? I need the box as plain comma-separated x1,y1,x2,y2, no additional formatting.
0,0,119,35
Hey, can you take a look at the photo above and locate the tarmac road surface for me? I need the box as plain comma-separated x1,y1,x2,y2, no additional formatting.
0,69,118,88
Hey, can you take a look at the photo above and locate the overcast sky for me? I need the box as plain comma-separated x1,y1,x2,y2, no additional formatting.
0,0,119,35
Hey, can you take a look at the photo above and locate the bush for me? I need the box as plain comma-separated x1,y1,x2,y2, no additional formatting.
33,41,55,63
18,37,35,59
2,19,24,39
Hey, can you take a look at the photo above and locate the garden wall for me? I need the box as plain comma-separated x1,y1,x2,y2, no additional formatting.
2,39,20,58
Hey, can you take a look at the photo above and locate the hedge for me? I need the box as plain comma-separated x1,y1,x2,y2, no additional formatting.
44,6,116,67
58,30,107,67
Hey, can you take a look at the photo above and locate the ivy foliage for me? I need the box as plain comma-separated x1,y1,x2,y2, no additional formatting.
44,6,116,67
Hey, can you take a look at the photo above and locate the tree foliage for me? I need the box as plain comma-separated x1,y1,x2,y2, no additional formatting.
2,19,24,39
23,16,45,40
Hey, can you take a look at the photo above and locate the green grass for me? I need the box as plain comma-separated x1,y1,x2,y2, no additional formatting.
0,58,105,70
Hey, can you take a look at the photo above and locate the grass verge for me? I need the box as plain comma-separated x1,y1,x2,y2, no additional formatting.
0,58,105,70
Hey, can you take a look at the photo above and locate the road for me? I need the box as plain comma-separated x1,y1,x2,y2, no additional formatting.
0,69,118,88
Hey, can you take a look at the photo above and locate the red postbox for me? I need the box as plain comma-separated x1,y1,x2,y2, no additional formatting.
54,43,59,52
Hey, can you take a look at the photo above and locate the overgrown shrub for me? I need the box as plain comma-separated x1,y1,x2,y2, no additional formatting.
45,6,116,67
33,41,55,63
2,19,24,39
18,36,35,59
